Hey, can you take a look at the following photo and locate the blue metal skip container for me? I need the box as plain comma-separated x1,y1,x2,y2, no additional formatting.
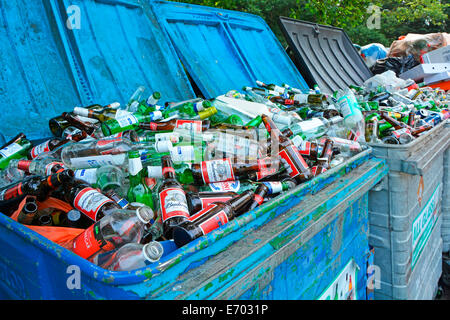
0,151,387,299
0,0,388,299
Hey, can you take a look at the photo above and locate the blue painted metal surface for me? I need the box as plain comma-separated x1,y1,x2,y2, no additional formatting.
148,0,310,99
0,0,195,141
0,151,387,299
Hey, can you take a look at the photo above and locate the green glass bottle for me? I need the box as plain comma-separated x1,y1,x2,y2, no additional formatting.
0,134,32,170
243,115,263,128
127,151,154,209
101,112,161,136
137,91,162,115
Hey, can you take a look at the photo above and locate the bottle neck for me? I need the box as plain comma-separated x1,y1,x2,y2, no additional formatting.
228,190,254,214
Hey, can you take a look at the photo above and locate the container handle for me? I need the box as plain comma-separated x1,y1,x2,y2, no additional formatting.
400,127,450,175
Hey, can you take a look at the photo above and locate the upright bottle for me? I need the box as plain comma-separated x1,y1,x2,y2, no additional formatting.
261,114,312,183
127,151,154,209
172,191,254,247
157,155,191,239
70,205,154,260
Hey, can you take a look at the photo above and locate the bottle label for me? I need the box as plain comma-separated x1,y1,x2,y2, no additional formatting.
30,141,50,159
198,209,229,235
208,181,241,193
338,96,357,120
116,115,138,128
189,204,216,222
155,141,172,153
253,194,265,205
278,146,308,178
159,187,190,222
45,162,64,176
175,120,202,133
0,183,23,201
72,223,115,259
74,168,98,185
298,141,311,156
201,159,235,184
256,157,277,181
392,128,411,138
330,137,361,151
200,196,233,211
73,187,114,221
293,94,308,104
128,157,143,176
155,132,178,142
298,118,323,133
0,143,23,158
114,109,132,119
170,146,195,162
70,154,126,168
263,182,283,195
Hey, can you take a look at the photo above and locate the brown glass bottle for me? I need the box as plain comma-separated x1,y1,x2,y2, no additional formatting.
28,131,87,160
62,112,100,137
379,112,410,130
139,119,211,133
411,124,433,137
311,139,334,177
188,156,280,185
158,155,191,239
173,190,254,247
65,180,121,222
186,191,238,214
261,114,311,183
0,169,75,203
248,184,269,211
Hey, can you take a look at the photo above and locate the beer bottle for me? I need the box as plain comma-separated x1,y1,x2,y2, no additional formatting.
158,155,191,238
127,151,154,210
15,158,65,176
0,169,74,203
282,116,343,140
139,119,211,133
255,80,285,94
172,191,254,247
65,180,122,222
311,139,334,177
17,197,38,225
28,131,87,160
186,191,238,214
73,103,124,122
62,112,102,138
0,134,32,170
70,205,154,259
248,184,269,211
261,114,312,183
292,93,327,105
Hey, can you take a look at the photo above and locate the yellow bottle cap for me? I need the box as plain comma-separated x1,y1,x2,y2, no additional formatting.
198,106,217,119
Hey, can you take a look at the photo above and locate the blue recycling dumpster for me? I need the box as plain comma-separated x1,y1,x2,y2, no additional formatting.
0,0,388,299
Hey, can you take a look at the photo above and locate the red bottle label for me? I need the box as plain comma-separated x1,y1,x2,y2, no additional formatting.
284,99,295,105
162,167,175,176
17,160,31,172
254,194,265,205
175,120,202,133
0,183,23,201
73,187,114,221
198,210,229,235
44,162,65,176
30,141,50,159
201,159,235,184
188,204,216,222
298,141,311,156
278,145,309,178
72,223,115,259
159,187,190,222
256,157,277,181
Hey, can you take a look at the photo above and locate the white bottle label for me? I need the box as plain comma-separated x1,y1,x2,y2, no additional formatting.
175,120,202,133
30,141,51,159
70,154,126,168
170,146,194,162
155,141,172,153
0,143,23,158
74,168,98,185
116,114,138,128
73,187,114,221
155,132,178,143
128,157,143,176
293,94,308,104
263,181,283,194
208,181,241,193
298,118,323,133
147,166,163,179
201,159,235,184
159,187,190,221
115,109,132,119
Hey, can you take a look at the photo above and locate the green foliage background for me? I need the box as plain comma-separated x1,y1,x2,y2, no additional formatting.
172,0,449,49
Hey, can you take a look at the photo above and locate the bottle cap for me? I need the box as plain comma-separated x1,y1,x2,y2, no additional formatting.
67,209,81,222
136,206,154,224
108,102,121,109
73,107,90,118
143,241,164,263
198,107,217,120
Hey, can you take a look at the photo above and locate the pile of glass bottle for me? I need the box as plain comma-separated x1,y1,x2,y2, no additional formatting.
0,73,447,272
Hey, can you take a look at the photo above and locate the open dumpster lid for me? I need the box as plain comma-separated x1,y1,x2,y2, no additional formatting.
150,0,310,99
0,0,195,141
279,17,373,94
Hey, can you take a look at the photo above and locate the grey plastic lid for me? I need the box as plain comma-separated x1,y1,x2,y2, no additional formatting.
279,17,373,94
136,206,154,224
